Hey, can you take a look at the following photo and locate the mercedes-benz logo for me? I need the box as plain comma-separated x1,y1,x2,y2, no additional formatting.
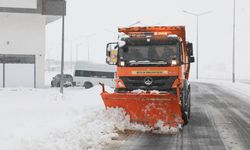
144,77,153,86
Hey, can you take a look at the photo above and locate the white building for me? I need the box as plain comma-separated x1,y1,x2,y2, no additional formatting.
0,0,66,88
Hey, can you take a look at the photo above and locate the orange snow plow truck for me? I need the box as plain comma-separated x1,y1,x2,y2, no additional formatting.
101,26,195,128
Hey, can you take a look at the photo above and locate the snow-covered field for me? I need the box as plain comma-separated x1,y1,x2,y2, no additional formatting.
0,80,250,150
0,86,121,150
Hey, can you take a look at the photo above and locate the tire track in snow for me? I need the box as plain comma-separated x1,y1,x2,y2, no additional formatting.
208,85,250,150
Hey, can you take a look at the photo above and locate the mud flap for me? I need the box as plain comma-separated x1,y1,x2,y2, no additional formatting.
101,92,184,128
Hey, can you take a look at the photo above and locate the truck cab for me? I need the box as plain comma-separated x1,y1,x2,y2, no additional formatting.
106,26,194,93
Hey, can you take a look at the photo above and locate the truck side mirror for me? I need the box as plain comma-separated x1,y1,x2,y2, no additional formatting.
189,56,195,63
106,42,118,65
187,43,193,56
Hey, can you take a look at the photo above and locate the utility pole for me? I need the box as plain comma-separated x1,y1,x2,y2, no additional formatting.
183,10,212,80
74,34,96,62
232,0,236,83
70,41,73,73
86,37,90,62
75,43,83,62
60,5,65,94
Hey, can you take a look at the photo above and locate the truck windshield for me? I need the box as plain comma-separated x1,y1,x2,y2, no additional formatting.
119,43,180,65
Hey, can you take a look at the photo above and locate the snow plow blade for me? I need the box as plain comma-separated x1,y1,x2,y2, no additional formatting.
101,92,184,128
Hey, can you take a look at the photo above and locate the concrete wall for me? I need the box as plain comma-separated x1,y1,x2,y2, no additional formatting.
0,64,2,86
0,13,46,87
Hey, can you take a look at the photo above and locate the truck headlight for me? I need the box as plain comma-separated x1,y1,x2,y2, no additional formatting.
120,61,125,66
171,59,177,65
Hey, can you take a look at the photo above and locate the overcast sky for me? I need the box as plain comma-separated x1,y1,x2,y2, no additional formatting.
46,0,250,80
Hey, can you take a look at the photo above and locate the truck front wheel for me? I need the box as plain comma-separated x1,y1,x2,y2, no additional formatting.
181,80,191,125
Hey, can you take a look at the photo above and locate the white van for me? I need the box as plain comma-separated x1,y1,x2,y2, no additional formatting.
74,61,115,88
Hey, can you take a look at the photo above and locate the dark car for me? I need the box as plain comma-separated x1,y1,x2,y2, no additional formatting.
51,74,74,87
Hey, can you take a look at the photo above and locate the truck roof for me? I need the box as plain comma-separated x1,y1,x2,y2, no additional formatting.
118,26,186,42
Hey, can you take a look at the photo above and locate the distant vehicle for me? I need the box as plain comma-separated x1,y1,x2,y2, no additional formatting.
51,74,74,87
74,61,115,89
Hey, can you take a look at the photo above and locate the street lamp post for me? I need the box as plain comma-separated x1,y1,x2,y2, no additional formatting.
60,13,65,94
232,0,236,83
128,21,142,27
183,10,212,80
86,37,90,61
74,34,96,62
75,43,83,62
70,41,73,72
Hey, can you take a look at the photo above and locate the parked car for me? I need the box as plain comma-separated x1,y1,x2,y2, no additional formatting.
51,74,75,87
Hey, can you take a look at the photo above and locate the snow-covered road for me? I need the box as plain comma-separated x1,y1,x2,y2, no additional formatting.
104,82,250,150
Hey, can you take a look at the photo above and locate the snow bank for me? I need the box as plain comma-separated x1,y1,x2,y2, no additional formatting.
132,89,161,94
194,79,250,103
0,86,114,150
220,82,250,98
104,108,179,134
17,109,120,150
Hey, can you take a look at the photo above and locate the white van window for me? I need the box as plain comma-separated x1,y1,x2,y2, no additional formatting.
75,70,114,79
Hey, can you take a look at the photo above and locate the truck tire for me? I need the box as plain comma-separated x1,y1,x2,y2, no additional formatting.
84,82,93,89
181,79,191,125
187,85,191,119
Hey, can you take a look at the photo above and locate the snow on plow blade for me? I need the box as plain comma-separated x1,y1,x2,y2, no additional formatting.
101,92,183,128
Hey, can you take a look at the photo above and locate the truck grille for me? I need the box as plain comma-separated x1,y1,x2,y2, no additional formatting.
120,76,178,91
